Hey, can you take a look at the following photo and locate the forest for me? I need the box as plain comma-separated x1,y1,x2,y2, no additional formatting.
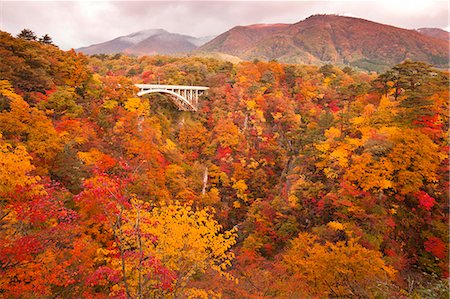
0,30,448,298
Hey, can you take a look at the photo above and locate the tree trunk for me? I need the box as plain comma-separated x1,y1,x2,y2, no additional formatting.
202,166,208,195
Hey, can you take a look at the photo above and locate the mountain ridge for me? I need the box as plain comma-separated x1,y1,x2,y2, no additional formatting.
199,14,449,71
77,15,449,72
77,29,214,55
417,27,450,41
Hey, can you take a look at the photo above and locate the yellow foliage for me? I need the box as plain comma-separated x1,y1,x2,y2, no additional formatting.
102,99,118,109
316,127,359,172
242,234,264,252
94,248,112,264
315,142,330,153
0,139,43,196
345,153,394,191
329,147,350,168
346,137,364,147
124,97,150,116
272,112,283,121
247,158,260,169
0,80,22,102
232,179,249,202
324,127,341,139
387,129,441,194
246,99,257,110
213,119,240,148
204,187,221,205
255,109,266,123
323,167,339,179
345,128,442,194
378,95,397,110
186,288,222,299
288,194,298,207
0,94,62,166
112,120,124,134
77,148,105,166
148,203,236,271
370,96,397,126
164,138,177,151
283,232,396,298
323,76,332,87
327,221,345,231
300,81,320,101
351,116,365,126
118,200,237,297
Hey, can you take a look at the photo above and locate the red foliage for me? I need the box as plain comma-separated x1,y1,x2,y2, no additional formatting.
145,257,177,291
416,191,436,211
86,266,121,286
142,70,155,84
413,114,442,130
328,99,340,112
94,154,117,172
216,146,232,159
237,248,261,266
384,241,412,271
0,235,43,265
386,217,396,228
75,172,133,223
316,198,325,211
424,237,446,259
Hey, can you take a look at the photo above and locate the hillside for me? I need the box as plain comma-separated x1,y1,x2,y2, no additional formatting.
77,29,213,55
199,14,449,71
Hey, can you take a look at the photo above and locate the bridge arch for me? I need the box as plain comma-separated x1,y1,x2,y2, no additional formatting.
137,88,196,111
135,84,209,111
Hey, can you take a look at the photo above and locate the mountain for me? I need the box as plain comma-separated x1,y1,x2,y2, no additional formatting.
124,32,197,55
417,28,450,41
199,15,449,71
77,15,449,72
77,29,166,55
199,24,290,57
77,29,214,55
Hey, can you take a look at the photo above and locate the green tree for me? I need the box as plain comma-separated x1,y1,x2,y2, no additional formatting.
40,86,83,118
375,61,448,125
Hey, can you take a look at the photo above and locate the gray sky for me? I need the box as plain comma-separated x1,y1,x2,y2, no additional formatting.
0,1,448,50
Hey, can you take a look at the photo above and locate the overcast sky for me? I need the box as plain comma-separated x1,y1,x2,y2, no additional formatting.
0,1,448,50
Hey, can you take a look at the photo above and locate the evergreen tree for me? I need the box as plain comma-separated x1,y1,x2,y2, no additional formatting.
39,34,53,45
17,28,37,41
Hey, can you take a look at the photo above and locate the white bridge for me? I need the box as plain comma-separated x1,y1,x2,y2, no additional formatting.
135,84,209,111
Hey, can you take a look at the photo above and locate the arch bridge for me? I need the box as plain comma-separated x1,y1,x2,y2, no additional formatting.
135,84,209,111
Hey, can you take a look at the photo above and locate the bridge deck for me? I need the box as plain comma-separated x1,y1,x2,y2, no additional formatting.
135,84,209,91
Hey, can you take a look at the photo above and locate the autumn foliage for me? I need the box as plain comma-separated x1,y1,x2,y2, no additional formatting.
0,31,448,298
